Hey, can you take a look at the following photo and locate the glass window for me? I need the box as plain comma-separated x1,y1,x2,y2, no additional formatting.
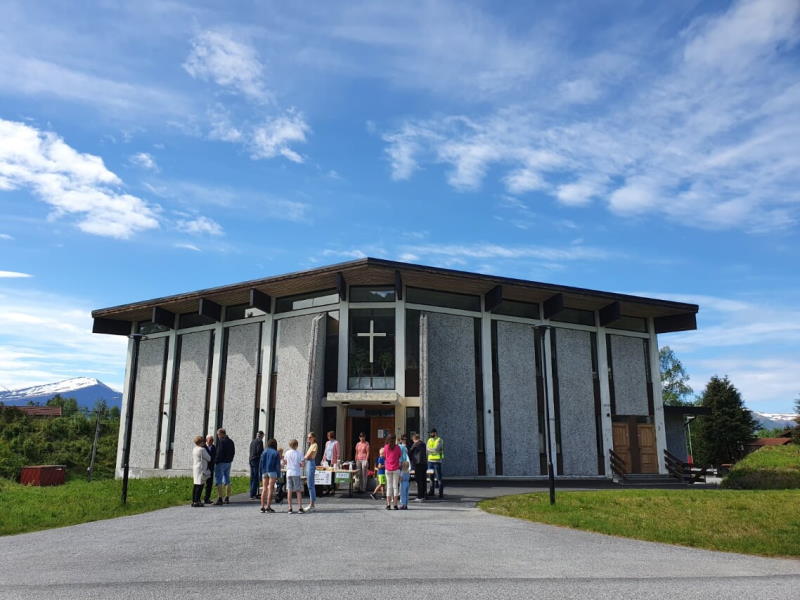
405,309,421,397
224,304,267,321
348,308,395,390
494,299,540,319
609,315,648,333
137,320,169,334
551,307,595,326
405,407,420,439
275,289,339,313
349,286,395,303
324,311,339,393
406,287,481,312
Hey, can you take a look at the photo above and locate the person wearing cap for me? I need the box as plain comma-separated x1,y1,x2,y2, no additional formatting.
426,428,444,498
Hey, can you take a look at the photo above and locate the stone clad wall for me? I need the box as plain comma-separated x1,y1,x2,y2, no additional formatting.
422,312,478,477
171,330,211,471
272,313,326,452
496,321,540,476
554,328,599,475
220,322,261,473
130,337,166,470
610,335,648,416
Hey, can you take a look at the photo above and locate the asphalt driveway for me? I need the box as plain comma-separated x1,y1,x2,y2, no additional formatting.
1,488,798,599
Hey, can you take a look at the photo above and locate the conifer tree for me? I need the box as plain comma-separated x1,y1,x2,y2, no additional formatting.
694,376,758,466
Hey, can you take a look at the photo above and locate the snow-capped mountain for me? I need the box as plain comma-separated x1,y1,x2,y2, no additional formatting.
751,411,797,431
0,378,122,409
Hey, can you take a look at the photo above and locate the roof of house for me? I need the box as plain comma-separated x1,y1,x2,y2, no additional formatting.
745,437,793,447
7,406,63,417
92,257,699,333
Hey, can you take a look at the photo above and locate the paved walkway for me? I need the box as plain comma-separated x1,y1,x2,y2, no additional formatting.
1,488,798,599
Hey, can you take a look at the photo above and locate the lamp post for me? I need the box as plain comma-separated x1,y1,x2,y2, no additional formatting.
121,333,143,504
536,325,556,505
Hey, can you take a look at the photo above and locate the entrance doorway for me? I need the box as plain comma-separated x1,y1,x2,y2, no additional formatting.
344,406,395,465
612,417,658,474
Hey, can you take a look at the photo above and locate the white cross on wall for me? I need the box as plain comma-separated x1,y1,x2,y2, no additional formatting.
357,319,386,363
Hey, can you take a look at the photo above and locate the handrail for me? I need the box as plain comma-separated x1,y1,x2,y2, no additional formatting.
663,449,684,481
609,449,626,481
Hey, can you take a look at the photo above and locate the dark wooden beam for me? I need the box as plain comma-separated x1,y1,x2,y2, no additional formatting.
198,298,222,322
92,317,131,336
250,288,272,313
599,301,621,327
543,293,565,319
152,306,175,329
394,270,403,301
654,313,697,334
484,285,503,312
336,272,347,302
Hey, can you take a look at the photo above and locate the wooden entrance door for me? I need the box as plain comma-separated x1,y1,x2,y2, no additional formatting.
370,416,394,465
612,422,632,473
613,418,659,474
637,423,658,474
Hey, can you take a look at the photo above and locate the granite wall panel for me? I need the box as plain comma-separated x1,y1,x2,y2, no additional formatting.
171,330,211,471
423,312,478,476
220,322,260,473
554,328,599,475
496,321,540,475
130,337,166,470
610,335,649,416
272,313,326,452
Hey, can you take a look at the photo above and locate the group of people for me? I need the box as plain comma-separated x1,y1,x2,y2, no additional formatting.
190,426,446,512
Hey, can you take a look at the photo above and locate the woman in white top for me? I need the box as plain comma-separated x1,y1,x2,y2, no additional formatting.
191,435,211,507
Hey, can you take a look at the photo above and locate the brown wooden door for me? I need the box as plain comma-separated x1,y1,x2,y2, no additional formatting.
612,422,632,474
637,424,658,474
369,417,394,466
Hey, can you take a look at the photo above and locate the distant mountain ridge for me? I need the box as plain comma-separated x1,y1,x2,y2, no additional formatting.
751,411,797,431
0,378,122,409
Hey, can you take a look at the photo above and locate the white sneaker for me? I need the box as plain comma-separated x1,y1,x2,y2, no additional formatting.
304,505,314,512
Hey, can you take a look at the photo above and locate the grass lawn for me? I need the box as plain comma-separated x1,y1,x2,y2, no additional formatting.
723,445,800,489
0,476,248,536
480,489,800,557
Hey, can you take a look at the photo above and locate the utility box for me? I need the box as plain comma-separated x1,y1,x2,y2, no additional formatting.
19,465,66,486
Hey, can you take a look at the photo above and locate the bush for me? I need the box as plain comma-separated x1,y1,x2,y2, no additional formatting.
722,445,800,490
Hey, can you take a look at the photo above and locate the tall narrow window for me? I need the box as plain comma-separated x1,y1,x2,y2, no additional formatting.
348,308,395,390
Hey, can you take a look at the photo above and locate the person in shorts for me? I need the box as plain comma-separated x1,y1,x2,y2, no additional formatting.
259,438,280,513
283,439,305,514
370,446,386,500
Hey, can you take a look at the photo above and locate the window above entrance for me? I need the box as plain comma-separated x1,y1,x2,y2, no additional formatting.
349,286,395,303
348,308,395,390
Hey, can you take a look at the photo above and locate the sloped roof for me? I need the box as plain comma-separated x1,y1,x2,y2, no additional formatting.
92,257,699,329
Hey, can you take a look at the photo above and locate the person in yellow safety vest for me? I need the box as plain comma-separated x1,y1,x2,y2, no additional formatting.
426,428,444,499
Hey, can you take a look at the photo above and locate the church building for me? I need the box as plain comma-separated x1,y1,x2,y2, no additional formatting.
92,258,698,480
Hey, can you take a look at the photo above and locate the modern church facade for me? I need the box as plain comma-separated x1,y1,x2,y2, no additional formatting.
92,258,699,480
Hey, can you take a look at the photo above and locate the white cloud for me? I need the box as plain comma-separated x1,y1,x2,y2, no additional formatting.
174,242,201,252
399,242,616,262
381,0,800,232
0,287,126,391
129,152,158,171
0,55,188,117
0,233,13,240
184,30,269,101
0,119,160,239
0,271,32,278
249,111,310,163
322,249,368,259
176,215,223,236
559,78,601,104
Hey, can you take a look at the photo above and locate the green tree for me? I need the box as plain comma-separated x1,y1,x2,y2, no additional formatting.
46,394,79,417
793,394,800,444
659,346,693,406
693,376,758,466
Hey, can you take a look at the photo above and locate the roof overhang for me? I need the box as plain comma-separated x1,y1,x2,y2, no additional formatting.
325,392,401,406
92,257,699,334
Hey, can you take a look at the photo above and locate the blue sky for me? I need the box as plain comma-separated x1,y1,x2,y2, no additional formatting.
0,0,798,412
